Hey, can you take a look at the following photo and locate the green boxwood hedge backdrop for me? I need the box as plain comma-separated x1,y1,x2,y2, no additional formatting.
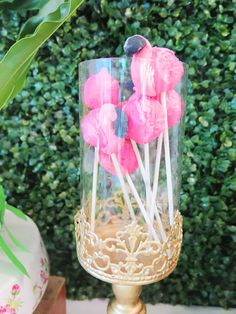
0,0,235,308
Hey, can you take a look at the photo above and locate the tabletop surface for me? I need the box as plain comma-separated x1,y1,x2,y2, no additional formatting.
67,299,236,314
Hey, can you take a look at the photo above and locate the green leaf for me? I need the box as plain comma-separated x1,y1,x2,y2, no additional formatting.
19,0,65,39
0,234,29,277
6,203,27,221
0,0,85,110
4,225,29,252
0,0,48,10
6,53,36,102
0,185,6,226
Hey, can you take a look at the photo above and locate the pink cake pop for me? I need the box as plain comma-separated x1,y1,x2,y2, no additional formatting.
83,68,120,109
123,94,165,144
165,89,184,128
81,103,125,154
82,102,138,175
99,140,138,176
125,35,184,97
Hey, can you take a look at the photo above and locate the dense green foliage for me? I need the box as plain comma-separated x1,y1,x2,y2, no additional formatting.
0,0,235,308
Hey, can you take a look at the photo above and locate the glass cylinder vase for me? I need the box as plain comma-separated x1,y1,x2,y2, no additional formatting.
75,56,187,313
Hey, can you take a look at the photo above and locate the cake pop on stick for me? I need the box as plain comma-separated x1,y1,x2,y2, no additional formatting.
151,47,183,225
121,92,166,240
124,36,162,214
121,80,166,234
151,58,184,226
81,103,136,226
99,118,159,241
81,104,124,231
125,34,184,226
124,94,165,214
120,90,183,226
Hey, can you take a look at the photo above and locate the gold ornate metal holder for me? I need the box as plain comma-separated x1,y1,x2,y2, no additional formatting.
75,192,183,314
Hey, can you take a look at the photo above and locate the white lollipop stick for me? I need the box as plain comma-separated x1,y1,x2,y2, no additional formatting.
131,140,166,241
153,203,167,243
111,154,136,222
131,140,146,181
161,92,174,226
91,146,99,231
150,134,163,223
144,143,151,213
131,140,151,210
125,173,159,241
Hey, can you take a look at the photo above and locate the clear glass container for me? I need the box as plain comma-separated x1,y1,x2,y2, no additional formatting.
76,56,187,285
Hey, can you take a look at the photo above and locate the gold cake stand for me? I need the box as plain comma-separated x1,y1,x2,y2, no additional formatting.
75,192,183,314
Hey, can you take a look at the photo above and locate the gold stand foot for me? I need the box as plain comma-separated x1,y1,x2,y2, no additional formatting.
107,284,146,314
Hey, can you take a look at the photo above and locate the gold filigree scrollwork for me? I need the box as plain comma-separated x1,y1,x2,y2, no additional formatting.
75,199,182,285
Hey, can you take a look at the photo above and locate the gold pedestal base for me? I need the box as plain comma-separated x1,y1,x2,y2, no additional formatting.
75,206,183,314
107,285,146,314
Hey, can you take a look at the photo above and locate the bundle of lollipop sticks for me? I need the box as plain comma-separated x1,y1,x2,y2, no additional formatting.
81,35,184,242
